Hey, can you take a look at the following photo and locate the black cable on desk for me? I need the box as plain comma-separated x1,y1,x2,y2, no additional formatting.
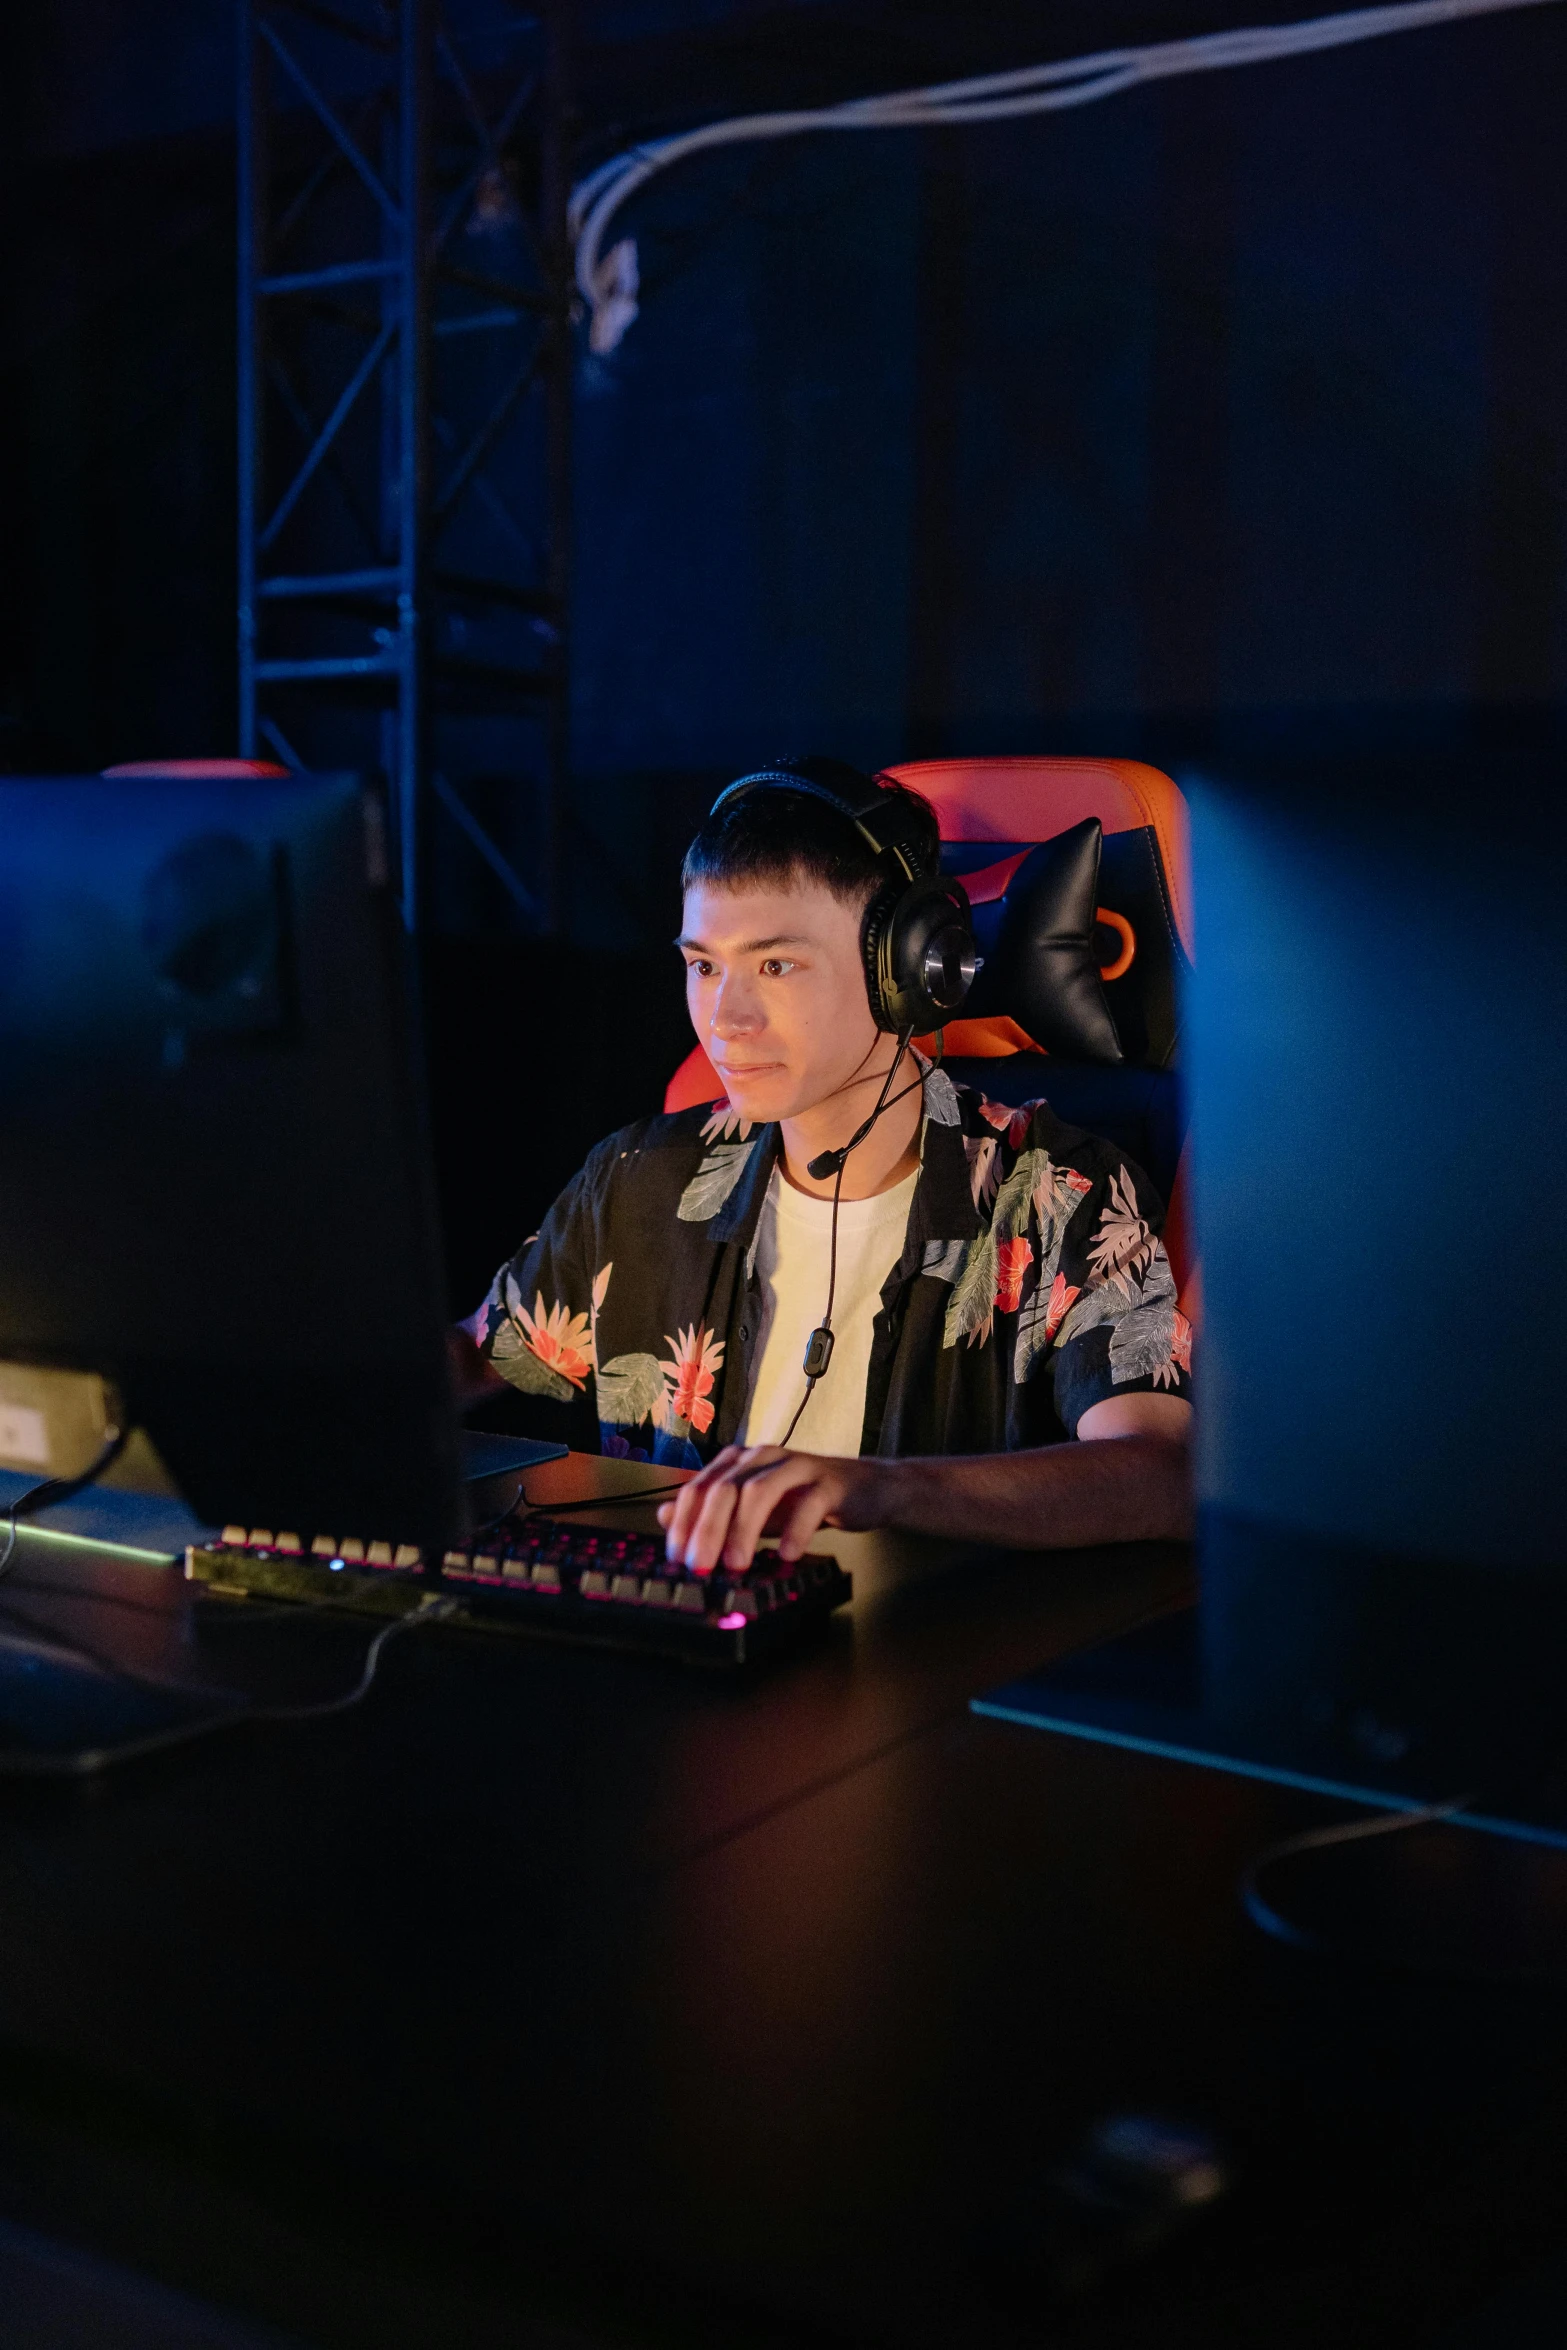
0,1594,459,1780
1234,1792,1567,1986
1240,1793,1475,1954
518,1484,683,1515
0,1424,131,1580
246,1603,458,1723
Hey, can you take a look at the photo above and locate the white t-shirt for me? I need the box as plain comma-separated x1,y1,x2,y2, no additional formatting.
740,1165,920,1456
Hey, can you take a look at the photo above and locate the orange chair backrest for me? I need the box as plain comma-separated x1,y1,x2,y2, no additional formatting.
880,756,1193,963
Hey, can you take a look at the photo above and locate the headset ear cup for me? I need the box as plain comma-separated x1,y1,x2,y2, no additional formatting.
860,887,898,1031
870,879,978,1033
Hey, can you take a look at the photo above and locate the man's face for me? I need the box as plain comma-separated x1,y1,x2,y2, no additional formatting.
678,872,881,1125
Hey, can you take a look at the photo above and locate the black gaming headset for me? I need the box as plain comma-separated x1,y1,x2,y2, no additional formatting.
705,766,980,1034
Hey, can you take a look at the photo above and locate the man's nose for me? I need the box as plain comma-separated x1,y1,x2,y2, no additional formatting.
710,973,762,1036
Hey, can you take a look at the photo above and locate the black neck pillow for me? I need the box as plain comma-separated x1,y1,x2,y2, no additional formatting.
961,816,1124,1065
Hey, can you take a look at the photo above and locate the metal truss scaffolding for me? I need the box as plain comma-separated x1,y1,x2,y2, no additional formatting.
238,0,571,935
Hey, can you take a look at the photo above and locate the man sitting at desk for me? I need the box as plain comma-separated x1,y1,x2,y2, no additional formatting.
464,758,1191,1563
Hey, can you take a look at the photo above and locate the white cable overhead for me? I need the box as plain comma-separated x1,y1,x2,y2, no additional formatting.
570,0,1561,352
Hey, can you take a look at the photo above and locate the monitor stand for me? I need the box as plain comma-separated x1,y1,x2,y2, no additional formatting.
972,1511,1567,1850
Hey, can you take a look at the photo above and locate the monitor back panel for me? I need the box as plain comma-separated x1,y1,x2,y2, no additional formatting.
0,775,464,1553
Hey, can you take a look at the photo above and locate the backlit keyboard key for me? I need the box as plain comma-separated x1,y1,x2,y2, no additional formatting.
609,1574,642,1604
672,1581,707,1614
580,1570,609,1599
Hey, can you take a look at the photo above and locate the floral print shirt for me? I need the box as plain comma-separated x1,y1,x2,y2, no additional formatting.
476,1061,1192,1469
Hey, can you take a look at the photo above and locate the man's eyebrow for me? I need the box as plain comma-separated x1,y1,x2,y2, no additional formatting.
674,933,814,953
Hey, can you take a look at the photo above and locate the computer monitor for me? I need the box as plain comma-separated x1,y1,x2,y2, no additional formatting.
975,743,1567,1845
0,772,467,1555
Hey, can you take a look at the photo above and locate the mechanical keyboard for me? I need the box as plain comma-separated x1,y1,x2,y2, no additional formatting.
185,1515,852,1667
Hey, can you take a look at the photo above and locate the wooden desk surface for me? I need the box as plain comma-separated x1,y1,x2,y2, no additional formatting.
0,1456,1563,2349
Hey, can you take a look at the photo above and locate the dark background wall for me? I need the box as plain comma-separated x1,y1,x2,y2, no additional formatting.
3,0,1564,1299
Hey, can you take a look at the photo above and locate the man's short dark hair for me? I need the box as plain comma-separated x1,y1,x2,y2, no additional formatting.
681,755,940,910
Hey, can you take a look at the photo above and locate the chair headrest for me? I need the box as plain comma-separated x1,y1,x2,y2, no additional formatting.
961,817,1123,1065
881,757,1192,961
884,758,1193,1070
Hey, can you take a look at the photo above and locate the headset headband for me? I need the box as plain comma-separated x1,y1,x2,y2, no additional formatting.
707,770,924,881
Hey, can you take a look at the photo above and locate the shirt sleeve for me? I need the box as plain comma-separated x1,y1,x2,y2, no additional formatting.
1048,1154,1194,1436
476,1153,604,1452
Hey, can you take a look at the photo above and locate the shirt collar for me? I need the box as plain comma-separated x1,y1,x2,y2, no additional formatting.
702,1059,979,1253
